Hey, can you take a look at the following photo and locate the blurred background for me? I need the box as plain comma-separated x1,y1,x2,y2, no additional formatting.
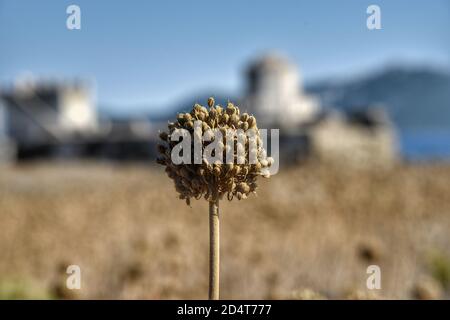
0,0,449,299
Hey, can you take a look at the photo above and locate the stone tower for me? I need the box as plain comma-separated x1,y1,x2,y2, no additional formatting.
242,54,319,128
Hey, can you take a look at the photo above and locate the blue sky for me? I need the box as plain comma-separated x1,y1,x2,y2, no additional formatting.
0,0,448,112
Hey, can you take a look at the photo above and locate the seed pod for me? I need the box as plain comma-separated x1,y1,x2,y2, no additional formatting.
225,181,235,192
237,182,250,193
200,106,208,114
240,113,249,122
260,159,268,167
209,107,217,119
247,116,256,128
240,121,249,131
194,103,202,111
260,168,271,178
197,167,205,176
207,97,215,108
226,103,236,115
168,122,176,131
229,114,239,127
213,166,221,176
253,162,262,172
221,113,230,124
202,122,210,132
157,97,270,204
197,112,206,121
159,131,169,141
177,113,186,124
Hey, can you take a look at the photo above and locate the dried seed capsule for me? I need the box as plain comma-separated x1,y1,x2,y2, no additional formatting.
159,131,169,141
194,103,202,111
229,114,239,127
184,113,192,121
197,112,206,121
207,97,215,108
260,168,270,178
202,122,210,132
213,166,221,176
221,113,229,124
232,165,241,175
177,113,186,124
226,103,236,115
247,116,256,128
260,159,268,167
237,182,250,193
209,106,216,117
197,167,205,176
253,162,262,172
158,97,270,204
168,122,176,131
240,113,249,122
240,121,249,131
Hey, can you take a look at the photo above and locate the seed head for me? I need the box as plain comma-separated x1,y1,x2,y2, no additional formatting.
157,97,273,205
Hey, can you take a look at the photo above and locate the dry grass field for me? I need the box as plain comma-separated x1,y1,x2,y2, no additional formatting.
0,161,449,299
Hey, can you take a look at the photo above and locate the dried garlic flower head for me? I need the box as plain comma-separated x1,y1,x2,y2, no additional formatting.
156,97,273,205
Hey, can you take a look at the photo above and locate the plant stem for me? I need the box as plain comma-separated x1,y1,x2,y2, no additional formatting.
208,199,220,300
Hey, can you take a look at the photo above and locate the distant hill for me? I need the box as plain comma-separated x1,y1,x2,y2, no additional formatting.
100,66,450,131
306,67,450,130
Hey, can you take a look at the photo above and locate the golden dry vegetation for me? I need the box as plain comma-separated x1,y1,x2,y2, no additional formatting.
0,162,449,299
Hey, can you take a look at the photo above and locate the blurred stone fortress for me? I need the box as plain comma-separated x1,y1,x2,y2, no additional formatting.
0,79,97,161
1,80,97,141
0,55,398,165
241,54,398,166
243,55,320,128
0,78,155,161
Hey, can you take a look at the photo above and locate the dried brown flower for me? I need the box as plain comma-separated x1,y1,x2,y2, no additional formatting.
156,97,273,205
